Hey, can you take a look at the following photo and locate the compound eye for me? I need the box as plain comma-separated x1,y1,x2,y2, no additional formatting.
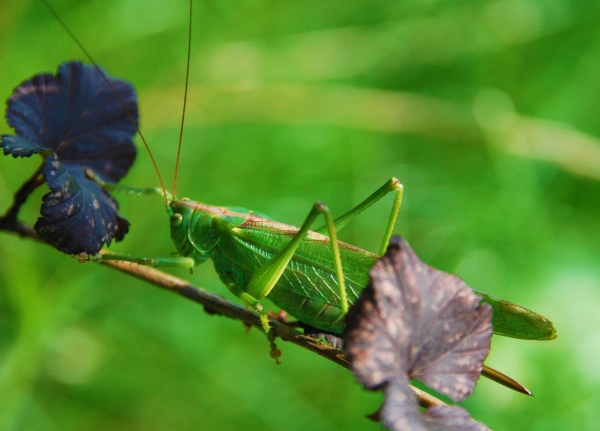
170,213,183,226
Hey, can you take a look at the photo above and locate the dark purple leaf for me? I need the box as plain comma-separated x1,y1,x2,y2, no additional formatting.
1,135,48,158
34,153,129,254
1,61,137,254
344,236,493,431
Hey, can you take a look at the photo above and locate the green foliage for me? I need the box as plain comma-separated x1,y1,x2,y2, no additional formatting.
1,0,599,429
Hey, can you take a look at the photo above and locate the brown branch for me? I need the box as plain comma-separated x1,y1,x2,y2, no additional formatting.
0,163,45,230
0,216,40,241
0,220,445,410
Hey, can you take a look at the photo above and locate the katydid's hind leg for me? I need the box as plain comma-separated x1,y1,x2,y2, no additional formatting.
378,178,403,255
314,177,404,256
81,252,195,269
246,201,349,324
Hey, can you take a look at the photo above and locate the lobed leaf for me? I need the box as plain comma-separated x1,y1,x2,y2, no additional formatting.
1,61,137,254
344,236,493,431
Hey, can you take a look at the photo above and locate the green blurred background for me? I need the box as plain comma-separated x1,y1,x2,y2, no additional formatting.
1,0,600,429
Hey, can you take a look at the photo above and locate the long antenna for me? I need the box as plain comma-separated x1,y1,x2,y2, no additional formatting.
173,0,193,200
41,0,170,207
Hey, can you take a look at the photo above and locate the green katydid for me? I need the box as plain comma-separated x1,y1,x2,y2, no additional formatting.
45,0,554,396
87,173,556,345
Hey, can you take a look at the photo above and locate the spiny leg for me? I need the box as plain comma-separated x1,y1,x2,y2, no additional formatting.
245,177,407,330
225,284,272,334
79,170,194,266
244,202,348,333
314,177,404,255
81,253,195,269
84,168,172,200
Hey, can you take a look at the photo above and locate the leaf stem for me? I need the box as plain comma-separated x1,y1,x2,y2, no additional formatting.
0,162,45,234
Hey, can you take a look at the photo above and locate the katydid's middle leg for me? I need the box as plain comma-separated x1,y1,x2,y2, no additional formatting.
81,252,195,269
314,177,404,255
245,202,347,332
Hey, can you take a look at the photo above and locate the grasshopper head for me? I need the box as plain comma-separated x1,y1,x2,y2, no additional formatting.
168,198,194,255
167,199,221,262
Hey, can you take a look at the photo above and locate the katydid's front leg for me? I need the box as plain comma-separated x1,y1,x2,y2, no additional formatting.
244,202,346,333
82,252,195,269
84,168,173,200
314,177,404,255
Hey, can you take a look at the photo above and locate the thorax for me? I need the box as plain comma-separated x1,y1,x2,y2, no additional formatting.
169,199,251,262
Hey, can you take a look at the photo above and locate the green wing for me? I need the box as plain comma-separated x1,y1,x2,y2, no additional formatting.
210,222,375,332
216,224,376,305
211,217,556,339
